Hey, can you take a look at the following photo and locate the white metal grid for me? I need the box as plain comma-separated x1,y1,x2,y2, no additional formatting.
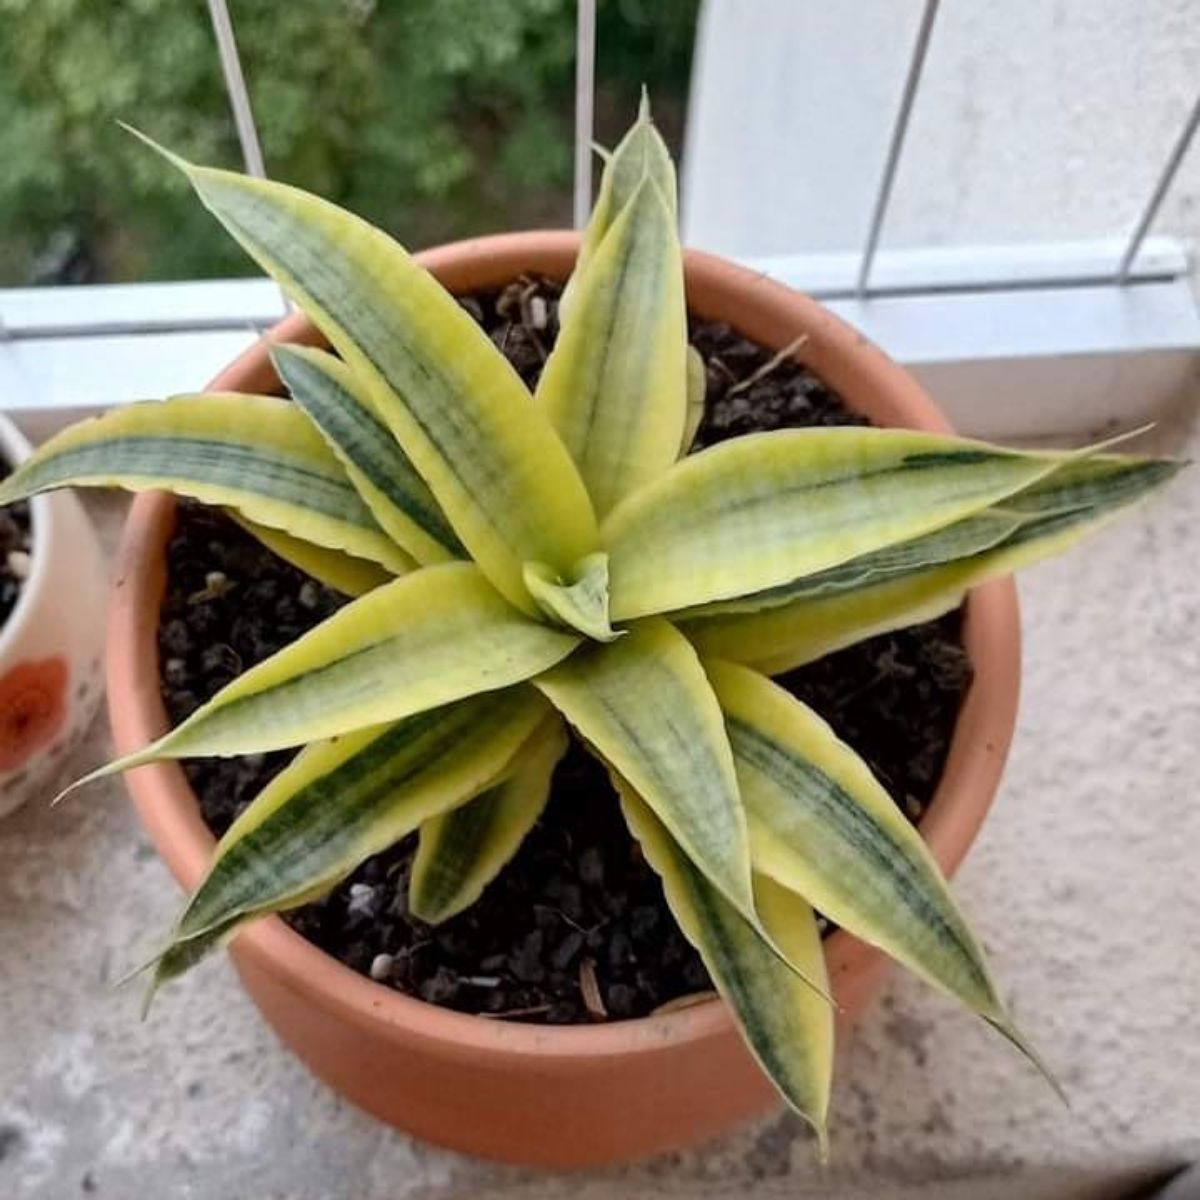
205,0,266,181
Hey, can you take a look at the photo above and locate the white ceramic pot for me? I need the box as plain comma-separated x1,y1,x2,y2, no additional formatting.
0,414,107,818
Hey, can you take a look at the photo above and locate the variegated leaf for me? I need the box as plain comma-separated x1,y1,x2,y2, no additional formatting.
675,510,1020,620
676,453,1174,619
562,90,677,311
409,715,569,924
144,869,340,1009
149,916,239,1000
230,512,400,597
683,457,1181,672
164,688,548,956
706,659,1008,1028
74,563,578,786
0,393,410,573
270,343,465,565
619,784,832,1151
603,427,1071,620
536,175,687,516
534,618,754,918
130,128,599,612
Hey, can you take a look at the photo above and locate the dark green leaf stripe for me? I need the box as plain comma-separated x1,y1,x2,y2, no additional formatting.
603,427,1068,620
176,690,544,942
0,392,410,572
708,661,1003,1018
85,563,579,774
678,456,1180,623
672,857,826,1106
271,344,465,561
997,455,1180,516
149,916,240,1001
409,718,567,923
618,786,832,1146
990,466,1177,553
410,780,512,919
6,435,367,521
677,511,1022,617
535,619,755,918
729,714,992,1002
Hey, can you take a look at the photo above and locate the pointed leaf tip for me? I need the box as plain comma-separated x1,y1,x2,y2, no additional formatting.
51,755,142,807
617,785,834,1131
118,122,193,173
812,1124,831,1165
111,946,164,993
538,169,686,514
988,1016,1069,1105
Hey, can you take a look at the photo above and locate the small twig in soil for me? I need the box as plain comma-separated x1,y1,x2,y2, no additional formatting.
556,906,589,936
579,957,607,1021
532,900,587,936
726,334,810,398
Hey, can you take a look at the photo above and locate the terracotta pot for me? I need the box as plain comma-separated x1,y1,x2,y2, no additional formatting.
0,414,106,819
108,233,1020,1167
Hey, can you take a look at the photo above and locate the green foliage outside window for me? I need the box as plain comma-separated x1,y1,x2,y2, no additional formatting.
0,0,698,284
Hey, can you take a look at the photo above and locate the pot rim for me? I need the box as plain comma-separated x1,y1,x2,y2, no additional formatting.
108,230,1020,1065
0,413,55,661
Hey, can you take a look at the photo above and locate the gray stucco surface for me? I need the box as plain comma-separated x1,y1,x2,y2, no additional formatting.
1,411,1197,1198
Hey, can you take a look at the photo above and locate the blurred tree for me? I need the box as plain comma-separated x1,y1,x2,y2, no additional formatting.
0,0,698,285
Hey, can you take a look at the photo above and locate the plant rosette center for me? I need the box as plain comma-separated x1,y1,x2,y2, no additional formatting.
524,551,620,642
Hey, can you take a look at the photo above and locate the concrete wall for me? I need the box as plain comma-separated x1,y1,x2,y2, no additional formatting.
683,0,1200,259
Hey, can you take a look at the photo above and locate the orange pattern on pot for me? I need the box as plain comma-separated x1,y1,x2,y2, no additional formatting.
0,656,68,771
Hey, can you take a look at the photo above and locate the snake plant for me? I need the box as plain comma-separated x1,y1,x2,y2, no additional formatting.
1,99,1178,1151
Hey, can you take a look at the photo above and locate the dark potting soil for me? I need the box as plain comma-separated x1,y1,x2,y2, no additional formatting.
0,465,32,628
160,277,972,1024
